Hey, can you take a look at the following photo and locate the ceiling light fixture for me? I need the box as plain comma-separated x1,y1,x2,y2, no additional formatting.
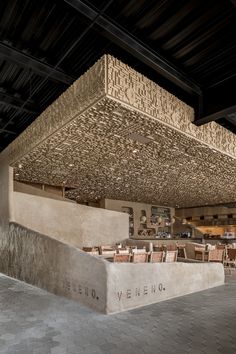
133,149,138,153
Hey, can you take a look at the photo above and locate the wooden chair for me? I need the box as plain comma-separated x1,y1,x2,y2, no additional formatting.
113,254,131,263
224,249,236,267
131,252,148,263
165,250,178,262
216,244,225,250
133,247,147,254
195,247,207,261
153,245,164,251
216,244,227,260
82,247,99,255
117,248,129,254
207,249,224,263
177,245,187,259
166,244,177,251
99,246,116,256
150,251,164,263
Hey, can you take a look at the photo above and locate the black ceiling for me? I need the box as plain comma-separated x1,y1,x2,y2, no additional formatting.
0,0,236,152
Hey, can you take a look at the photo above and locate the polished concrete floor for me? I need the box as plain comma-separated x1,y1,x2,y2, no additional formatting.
0,273,236,354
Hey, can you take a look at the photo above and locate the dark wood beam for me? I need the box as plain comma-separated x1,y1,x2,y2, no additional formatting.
0,42,75,85
217,117,236,134
194,105,236,126
0,92,39,115
64,0,201,95
0,128,16,135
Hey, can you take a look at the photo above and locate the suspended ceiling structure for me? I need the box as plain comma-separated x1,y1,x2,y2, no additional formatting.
4,55,236,208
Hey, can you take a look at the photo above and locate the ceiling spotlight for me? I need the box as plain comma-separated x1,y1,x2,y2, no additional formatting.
18,164,23,169
15,173,19,176
133,149,138,153
69,163,74,167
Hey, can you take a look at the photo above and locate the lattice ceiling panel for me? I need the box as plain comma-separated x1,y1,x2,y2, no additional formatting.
2,54,235,207
12,97,236,207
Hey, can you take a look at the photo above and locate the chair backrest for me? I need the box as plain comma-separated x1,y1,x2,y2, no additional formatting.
166,244,177,251
134,248,147,254
101,250,116,256
208,249,224,262
82,247,99,254
195,247,205,252
82,247,93,252
113,254,131,263
150,251,164,263
216,244,225,250
153,246,164,251
165,250,178,262
132,253,148,263
117,249,129,254
99,245,116,255
177,245,187,258
227,248,236,260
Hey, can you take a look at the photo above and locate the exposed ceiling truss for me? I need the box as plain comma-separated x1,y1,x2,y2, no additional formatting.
0,0,235,152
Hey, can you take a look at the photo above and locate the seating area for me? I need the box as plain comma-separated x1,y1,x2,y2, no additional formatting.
194,243,236,264
82,244,178,263
82,241,236,267
224,248,236,268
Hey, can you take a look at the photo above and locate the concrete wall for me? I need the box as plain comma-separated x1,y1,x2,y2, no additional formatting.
106,262,224,313
13,192,129,248
0,222,107,313
0,222,224,315
0,165,225,314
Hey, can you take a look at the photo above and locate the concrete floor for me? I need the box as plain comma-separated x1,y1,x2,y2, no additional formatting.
0,273,236,354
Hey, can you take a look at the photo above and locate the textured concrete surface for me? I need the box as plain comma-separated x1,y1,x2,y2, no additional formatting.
0,222,224,314
13,192,128,248
0,273,235,354
0,223,107,313
106,262,224,313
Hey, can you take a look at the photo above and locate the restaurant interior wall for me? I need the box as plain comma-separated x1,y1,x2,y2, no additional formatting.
103,198,175,239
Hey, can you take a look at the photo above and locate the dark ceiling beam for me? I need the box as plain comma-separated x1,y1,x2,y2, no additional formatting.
64,0,201,95
194,105,236,126
0,92,39,115
207,72,236,89
230,0,236,7
0,42,75,85
217,117,236,134
0,128,16,135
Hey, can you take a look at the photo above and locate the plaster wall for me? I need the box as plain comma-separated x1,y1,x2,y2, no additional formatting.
103,198,175,238
0,222,107,313
106,262,224,313
13,192,128,248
